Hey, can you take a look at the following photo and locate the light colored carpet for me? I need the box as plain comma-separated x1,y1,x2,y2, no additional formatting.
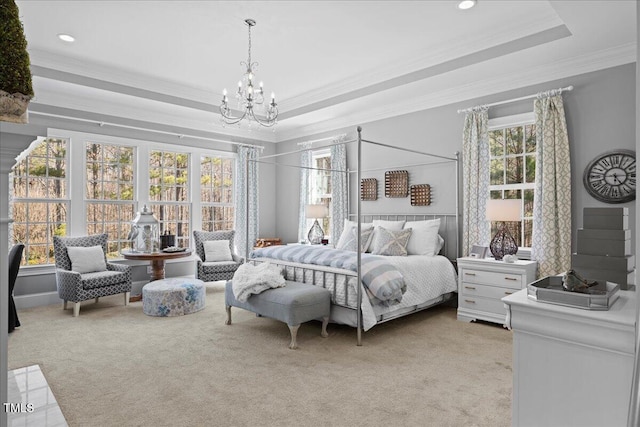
8,282,512,427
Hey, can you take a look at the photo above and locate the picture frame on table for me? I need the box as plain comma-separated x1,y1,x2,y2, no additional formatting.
470,245,488,259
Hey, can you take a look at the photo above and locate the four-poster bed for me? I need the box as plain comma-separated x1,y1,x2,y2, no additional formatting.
245,126,460,345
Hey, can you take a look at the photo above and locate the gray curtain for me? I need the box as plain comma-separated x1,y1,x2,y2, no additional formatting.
297,148,312,243
234,146,259,258
461,106,491,256
330,140,347,245
531,92,571,277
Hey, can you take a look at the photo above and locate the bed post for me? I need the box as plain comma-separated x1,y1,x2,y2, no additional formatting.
245,153,250,262
455,151,460,258
356,126,363,346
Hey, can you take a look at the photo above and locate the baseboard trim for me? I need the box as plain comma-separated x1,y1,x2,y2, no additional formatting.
15,292,61,309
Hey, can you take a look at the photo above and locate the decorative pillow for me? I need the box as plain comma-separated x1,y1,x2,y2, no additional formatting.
370,227,412,256
404,218,442,256
337,226,375,253
204,240,233,262
368,220,406,252
66,246,107,274
336,221,373,251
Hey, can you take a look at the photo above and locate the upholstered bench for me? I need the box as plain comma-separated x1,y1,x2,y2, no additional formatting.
142,278,206,317
225,280,330,349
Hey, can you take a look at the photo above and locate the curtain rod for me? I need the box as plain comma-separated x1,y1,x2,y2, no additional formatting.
29,111,265,150
296,133,347,147
456,85,573,114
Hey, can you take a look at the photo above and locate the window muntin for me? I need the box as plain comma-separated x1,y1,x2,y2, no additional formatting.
200,156,234,231
11,138,69,265
149,150,191,248
489,122,536,249
309,149,331,237
10,132,237,267
85,142,136,257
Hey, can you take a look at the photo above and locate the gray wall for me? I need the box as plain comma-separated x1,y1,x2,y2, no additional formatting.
275,63,637,255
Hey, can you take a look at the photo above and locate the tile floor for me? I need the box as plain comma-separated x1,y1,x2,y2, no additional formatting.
6,365,67,427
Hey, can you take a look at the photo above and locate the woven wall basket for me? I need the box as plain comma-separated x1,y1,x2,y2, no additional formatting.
0,90,31,124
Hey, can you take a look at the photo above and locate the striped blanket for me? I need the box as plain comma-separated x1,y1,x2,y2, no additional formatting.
250,245,406,304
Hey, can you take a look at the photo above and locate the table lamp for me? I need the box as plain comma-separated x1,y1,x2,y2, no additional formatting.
305,204,328,245
486,199,522,260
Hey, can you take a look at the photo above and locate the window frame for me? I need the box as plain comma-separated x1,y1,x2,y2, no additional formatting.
199,154,236,232
10,129,237,270
10,137,70,267
309,148,332,238
488,112,535,259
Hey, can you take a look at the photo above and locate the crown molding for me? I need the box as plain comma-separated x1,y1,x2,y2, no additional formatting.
275,43,636,142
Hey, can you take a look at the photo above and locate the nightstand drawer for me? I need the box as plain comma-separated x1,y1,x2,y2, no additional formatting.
461,283,517,299
459,296,507,317
460,269,524,289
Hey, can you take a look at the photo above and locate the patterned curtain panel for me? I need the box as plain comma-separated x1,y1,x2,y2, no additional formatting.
531,92,571,277
462,107,490,256
234,146,259,258
330,140,347,245
297,149,312,243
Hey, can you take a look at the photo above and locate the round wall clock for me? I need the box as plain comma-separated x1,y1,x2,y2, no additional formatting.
583,149,636,204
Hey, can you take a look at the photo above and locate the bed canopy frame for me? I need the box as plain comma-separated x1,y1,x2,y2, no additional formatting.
245,126,460,345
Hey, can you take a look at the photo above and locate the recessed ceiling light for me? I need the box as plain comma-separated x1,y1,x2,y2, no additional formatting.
57,33,75,43
457,0,477,10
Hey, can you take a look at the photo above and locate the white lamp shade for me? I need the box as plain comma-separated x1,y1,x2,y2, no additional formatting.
486,199,522,222
305,204,328,219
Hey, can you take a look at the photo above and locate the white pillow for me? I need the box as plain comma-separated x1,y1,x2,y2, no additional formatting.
372,220,405,230
204,240,233,262
67,246,107,274
404,219,442,256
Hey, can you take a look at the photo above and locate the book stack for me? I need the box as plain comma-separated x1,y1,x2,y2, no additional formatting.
572,207,634,290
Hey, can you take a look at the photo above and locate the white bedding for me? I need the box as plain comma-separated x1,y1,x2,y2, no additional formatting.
251,253,458,331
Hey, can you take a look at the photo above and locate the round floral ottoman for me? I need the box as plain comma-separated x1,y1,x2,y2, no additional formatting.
142,278,206,317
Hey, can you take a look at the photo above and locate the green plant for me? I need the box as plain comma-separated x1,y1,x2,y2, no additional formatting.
0,0,33,96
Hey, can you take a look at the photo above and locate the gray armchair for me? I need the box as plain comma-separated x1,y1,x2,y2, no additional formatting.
53,233,131,317
193,230,244,282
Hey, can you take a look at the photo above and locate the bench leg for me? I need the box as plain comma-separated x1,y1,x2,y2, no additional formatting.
288,324,300,350
225,305,232,325
321,316,329,338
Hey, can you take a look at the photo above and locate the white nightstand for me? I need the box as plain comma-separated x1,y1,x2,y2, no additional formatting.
457,256,537,326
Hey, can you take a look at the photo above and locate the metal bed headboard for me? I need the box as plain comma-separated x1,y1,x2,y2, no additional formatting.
346,213,459,261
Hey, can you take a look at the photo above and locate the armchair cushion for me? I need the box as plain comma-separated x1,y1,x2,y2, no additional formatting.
80,270,128,290
67,246,107,273
204,240,233,262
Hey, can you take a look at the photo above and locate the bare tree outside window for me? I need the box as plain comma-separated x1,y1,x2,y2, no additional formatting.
201,156,235,231
489,123,536,248
11,138,69,265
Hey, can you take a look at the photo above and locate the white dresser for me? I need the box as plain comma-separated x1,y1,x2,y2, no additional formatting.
457,257,537,326
503,289,636,427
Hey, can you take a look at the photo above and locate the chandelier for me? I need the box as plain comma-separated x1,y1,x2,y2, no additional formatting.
220,18,278,128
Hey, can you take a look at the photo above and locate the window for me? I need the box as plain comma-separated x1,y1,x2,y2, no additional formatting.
488,115,536,249
200,156,235,231
11,138,69,265
309,149,331,237
85,142,136,258
10,130,236,267
148,150,191,248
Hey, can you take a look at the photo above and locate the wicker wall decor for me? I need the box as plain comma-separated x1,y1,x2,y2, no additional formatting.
384,170,409,197
360,178,377,201
410,184,432,206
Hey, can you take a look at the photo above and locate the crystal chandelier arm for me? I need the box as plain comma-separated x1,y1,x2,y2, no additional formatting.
249,105,279,128
220,103,248,125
